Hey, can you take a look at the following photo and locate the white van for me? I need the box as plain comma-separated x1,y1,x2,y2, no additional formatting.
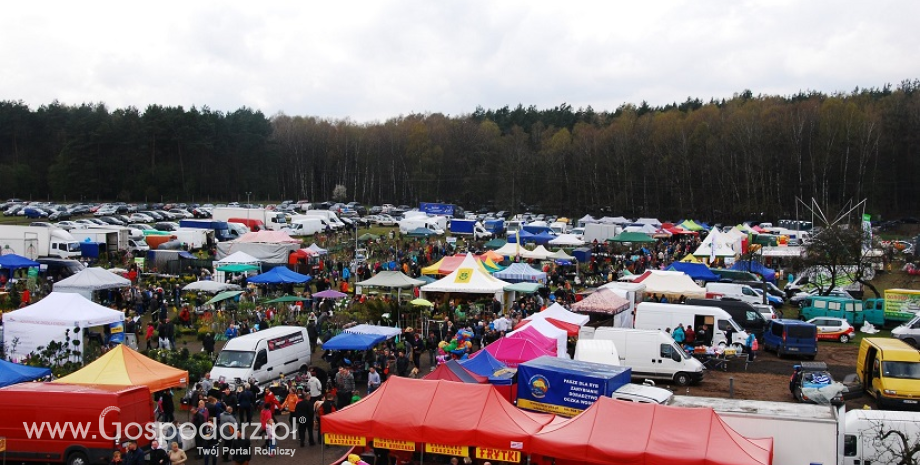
843,409,920,465
705,282,764,305
398,218,444,235
573,339,621,366
285,217,325,236
610,383,674,404
577,327,704,386
305,210,345,230
634,302,749,348
210,326,311,389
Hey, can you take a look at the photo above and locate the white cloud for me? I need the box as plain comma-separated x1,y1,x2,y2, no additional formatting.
1,1,918,121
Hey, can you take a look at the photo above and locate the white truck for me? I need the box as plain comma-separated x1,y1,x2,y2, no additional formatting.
284,217,325,236
303,210,345,230
70,228,129,253
582,223,621,243
172,228,212,250
0,225,81,259
398,217,445,235
634,302,749,348
577,327,705,386
670,396,839,465
210,207,288,231
843,409,920,465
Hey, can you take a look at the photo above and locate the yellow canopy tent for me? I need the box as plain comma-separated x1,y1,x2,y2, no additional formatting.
680,254,702,263
54,345,188,392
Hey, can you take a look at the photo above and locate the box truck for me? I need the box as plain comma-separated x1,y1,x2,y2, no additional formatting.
634,302,749,348
0,225,81,259
843,409,920,465
577,327,705,386
449,219,492,239
70,228,129,253
582,223,620,244
210,207,287,231
515,355,631,417
178,220,233,242
483,219,505,236
0,383,154,465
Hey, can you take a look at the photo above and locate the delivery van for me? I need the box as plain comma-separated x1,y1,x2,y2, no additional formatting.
705,282,766,306
210,326,312,389
634,302,749,348
856,337,920,409
577,327,704,386
761,319,818,359
685,298,769,341
0,383,153,465
573,338,621,366
843,409,920,465
285,217,325,236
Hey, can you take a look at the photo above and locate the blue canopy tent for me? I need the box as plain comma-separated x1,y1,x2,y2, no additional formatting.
507,230,535,244
460,350,514,385
0,359,52,387
322,332,386,351
493,263,548,283
572,247,592,263
0,254,40,271
522,224,552,235
530,232,557,245
668,262,720,282
246,266,311,284
731,260,777,283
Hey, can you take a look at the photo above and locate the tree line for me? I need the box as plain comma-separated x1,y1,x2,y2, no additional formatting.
1,79,919,221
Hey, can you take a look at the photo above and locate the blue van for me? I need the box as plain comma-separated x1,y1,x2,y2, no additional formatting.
762,319,818,360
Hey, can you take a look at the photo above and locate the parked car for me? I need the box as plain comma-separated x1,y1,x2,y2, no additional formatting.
789,361,860,404
807,317,855,343
130,213,155,223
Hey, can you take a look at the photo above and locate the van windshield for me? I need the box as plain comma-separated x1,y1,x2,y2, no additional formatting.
215,350,255,369
882,361,920,380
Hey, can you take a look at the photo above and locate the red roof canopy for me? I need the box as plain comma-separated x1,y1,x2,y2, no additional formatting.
322,377,554,451
514,317,581,337
531,397,773,465
422,360,489,384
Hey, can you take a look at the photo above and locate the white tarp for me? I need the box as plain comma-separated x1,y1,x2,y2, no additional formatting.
548,234,585,247
53,267,131,300
521,245,552,260
215,242,299,262
3,292,124,361
183,281,242,293
525,302,589,326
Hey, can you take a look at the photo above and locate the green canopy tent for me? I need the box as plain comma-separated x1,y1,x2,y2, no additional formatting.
216,264,261,273
358,233,381,242
483,238,507,250
607,231,657,243
204,290,244,306
264,295,311,304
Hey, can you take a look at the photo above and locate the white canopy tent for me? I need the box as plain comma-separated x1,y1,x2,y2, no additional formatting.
507,316,568,358
342,324,402,340
548,234,585,247
420,253,510,300
624,224,662,235
634,217,663,227
493,242,524,258
577,215,597,226
634,270,706,299
521,245,553,260
307,243,328,255
598,216,630,225
183,281,242,293
547,249,575,261
213,251,261,283
3,292,125,362
53,267,131,301
693,228,737,261
525,302,589,326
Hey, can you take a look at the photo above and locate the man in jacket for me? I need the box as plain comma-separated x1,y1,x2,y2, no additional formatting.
334,365,355,410
228,430,252,465
124,442,144,465
219,406,239,462
293,393,315,447
148,441,169,465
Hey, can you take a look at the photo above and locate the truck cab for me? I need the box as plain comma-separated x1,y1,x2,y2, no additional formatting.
857,337,920,409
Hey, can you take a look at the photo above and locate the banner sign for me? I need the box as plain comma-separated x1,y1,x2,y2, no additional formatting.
425,443,469,457
516,357,630,417
324,433,366,446
373,438,416,451
420,202,454,216
476,448,521,462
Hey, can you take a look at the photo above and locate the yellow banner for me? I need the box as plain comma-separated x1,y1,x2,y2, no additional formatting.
476,448,521,462
454,269,473,283
425,443,469,457
324,433,366,446
516,398,583,417
374,438,416,451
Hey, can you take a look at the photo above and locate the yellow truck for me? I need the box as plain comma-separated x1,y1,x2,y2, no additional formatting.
857,337,920,409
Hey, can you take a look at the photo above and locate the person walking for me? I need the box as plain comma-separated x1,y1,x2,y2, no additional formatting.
293,393,315,447
334,366,355,410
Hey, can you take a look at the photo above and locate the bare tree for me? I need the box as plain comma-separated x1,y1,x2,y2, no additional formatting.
332,184,347,202
865,419,920,465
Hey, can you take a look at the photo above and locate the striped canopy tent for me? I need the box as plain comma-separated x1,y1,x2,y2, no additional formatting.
54,345,188,392
680,220,706,231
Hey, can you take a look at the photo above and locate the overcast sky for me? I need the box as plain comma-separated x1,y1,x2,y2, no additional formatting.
3,1,919,122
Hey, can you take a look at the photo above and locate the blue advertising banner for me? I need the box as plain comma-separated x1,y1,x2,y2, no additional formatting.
516,356,630,417
420,202,454,216
108,321,125,344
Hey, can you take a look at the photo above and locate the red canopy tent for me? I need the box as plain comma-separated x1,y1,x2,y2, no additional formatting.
507,326,558,355
530,397,773,465
514,317,580,337
322,377,554,451
423,360,489,384
482,337,555,368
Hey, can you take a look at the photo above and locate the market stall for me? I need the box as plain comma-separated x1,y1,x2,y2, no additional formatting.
53,345,188,392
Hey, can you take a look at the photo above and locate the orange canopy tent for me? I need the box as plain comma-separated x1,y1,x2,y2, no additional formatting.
323,376,554,452
530,396,773,465
54,345,188,392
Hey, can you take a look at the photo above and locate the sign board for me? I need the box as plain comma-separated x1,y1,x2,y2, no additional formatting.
324,433,366,446
134,257,145,271
516,356,631,417
476,448,521,462
373,438,415,451
425,443,468,457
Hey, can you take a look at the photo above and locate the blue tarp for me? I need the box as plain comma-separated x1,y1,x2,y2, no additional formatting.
530,232,557,245
668,262,720,282
460,350,514,385
522,225,552,235
0,254,39,270
0,359,51,387
247,266,311,284
322,332,386,351
572,247,591,263
731,260,777,283
507,230,535,244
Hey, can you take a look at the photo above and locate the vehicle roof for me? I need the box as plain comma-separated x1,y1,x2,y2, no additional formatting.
222,326,306,350
805,295,859,303
671,395,837,421
770,319,816,326
863,337,920,359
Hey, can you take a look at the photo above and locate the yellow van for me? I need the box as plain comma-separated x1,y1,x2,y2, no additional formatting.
857,338,920,409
